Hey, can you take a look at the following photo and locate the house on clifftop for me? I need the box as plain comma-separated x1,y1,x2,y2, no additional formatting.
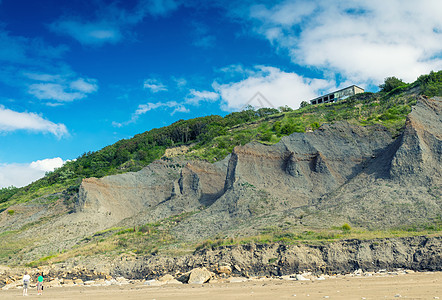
310,85,364,105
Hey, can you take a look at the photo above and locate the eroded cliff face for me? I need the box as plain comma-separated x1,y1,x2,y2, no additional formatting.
314,97,442,229
390,96,442,185
110,236,442,278
75,159,228,228
73,97,441,241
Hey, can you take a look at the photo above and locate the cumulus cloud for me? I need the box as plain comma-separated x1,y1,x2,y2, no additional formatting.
0,157,65,188
213,66,333,110
113,101,188,127
143,79,167,93
0,106,68,138
246,0,442,84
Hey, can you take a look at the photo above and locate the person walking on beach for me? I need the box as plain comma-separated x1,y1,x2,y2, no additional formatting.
22,271,30,296
37,273,43,295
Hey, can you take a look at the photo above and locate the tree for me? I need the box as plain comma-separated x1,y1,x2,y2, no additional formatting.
278,105,293,112
379,77,406,92
299,101,309,108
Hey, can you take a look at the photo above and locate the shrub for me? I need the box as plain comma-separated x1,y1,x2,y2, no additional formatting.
341,223,352,231
7,209,15,216
379,77,406,92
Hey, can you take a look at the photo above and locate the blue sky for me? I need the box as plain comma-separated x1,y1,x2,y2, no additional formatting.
0,0,441,188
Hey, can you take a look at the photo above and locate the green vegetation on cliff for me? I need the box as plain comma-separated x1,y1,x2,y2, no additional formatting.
1,70,441,212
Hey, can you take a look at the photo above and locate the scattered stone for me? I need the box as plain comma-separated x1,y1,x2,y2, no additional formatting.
62,279,75,286
228,277,248,283
158,274,175,282
48,278,62,287
166,279,183,285
394,294,401,298
84,280,95,286
144,279,164,286
217,265,232,275
295,274,310,281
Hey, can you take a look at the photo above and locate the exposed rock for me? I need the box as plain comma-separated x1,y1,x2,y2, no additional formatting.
187,267,212,284
295,274,309,281
216,265,232,275
158,274,175,282
108,236,441,279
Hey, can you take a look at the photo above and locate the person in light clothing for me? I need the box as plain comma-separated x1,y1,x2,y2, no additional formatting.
22,271,30,296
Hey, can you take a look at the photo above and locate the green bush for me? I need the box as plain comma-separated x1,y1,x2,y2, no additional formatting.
341,223,352,231
379,77,406,92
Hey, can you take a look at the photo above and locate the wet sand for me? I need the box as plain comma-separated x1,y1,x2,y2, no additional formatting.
1,271,440,299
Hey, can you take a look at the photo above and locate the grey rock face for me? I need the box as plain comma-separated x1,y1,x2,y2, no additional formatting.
73,97,441,239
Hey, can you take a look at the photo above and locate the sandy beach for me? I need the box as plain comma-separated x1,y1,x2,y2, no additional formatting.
1,271,440,300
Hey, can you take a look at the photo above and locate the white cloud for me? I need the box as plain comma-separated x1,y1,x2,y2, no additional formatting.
113,101,188,127
213,66,333,110
0,157,65,188
27,75,98,103
0,106,68,138
246,0,442,84
186,89,219,105
143,79,167,93
69,78,99,93
29,157,65,172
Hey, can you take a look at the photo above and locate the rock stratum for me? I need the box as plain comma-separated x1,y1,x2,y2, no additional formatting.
0,96,440,272
74,96,441,238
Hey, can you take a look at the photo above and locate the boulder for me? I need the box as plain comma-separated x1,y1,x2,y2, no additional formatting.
188,267,212,284
47,278,62,287
158,274,175,282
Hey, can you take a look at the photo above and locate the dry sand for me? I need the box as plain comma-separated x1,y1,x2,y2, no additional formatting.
1,271,440,300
